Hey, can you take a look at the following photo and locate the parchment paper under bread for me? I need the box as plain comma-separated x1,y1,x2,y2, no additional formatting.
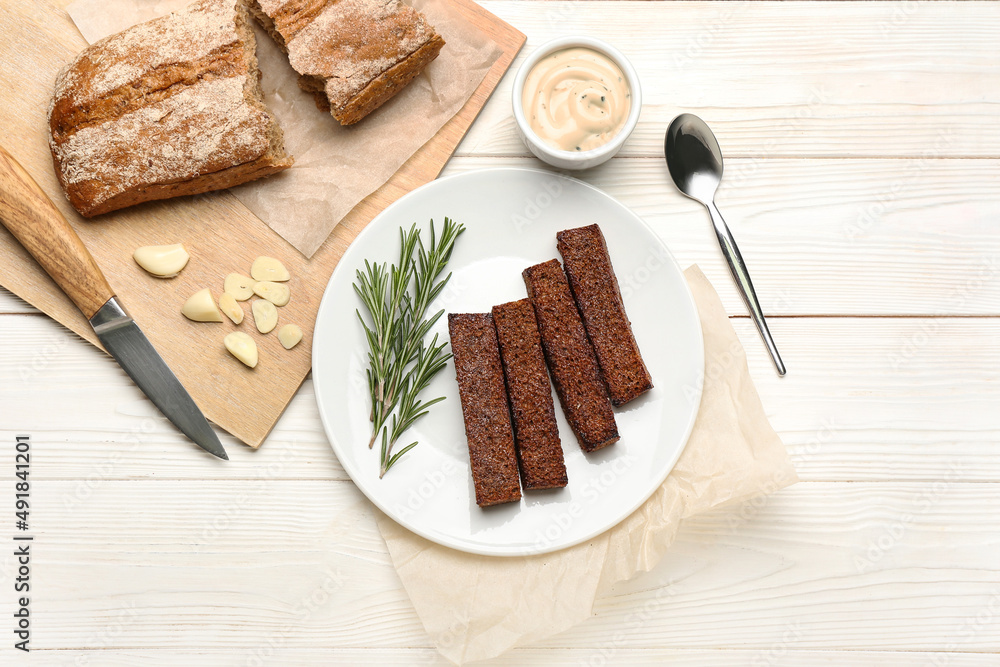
65,0,502,257
376,265,799,664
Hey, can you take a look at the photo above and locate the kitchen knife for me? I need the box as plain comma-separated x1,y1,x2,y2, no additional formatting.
0,145,228,460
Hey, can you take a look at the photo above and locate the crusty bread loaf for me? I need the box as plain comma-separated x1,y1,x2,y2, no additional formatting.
251,0,445,125
48,0,293,217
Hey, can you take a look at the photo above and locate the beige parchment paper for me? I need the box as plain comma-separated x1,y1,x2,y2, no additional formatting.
375,265,799,664
65,0,502,257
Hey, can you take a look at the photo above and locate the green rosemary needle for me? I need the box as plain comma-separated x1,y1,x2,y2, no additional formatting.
353,218,465,477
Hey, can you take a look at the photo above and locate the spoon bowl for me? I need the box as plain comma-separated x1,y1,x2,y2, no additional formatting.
664,113,786,376
665,113,725,204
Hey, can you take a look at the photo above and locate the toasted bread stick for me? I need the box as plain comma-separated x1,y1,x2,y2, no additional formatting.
492,299,568,490
448,313,521,507
523,260,619,452
557,224,653,406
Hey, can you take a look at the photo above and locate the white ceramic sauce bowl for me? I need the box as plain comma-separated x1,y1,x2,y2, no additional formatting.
512,36,642,171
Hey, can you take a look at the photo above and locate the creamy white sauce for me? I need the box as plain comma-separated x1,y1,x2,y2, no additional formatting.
522,47,631,152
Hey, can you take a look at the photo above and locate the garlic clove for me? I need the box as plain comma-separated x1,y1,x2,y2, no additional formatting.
224,273,256,301
182,288,223,322
277,324,303,350
224,332,258,368
134,244,190,278
252,299,278,334
251,256,289,282
219,292,244,325
253,281,290,307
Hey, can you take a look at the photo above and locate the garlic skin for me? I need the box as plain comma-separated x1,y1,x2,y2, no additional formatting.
224,273,256,301
219,292,244,325
251,256,290,282
224,332,258,368
182,288,223,322
277,324,303,350
134,244,190,278
253,281,290,307
252,299,278,334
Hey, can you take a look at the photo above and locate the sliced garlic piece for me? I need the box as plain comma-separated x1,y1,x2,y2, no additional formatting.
134,244,189,278
224,272,256,301
182,288,223,322
253,281,290,307
219,292,244,325
277,324,302,350
252,299,278,334
251,256,289,282
224,332,258,368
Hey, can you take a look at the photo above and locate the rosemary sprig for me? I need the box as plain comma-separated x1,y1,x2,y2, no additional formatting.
379,334,451,478
354,218,465,477
354,227,419,448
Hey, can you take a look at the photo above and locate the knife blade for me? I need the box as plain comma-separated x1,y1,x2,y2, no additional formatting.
0,145,227,460
91,298,228,459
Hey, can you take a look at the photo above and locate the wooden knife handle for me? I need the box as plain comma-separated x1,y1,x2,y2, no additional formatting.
0,145,114,320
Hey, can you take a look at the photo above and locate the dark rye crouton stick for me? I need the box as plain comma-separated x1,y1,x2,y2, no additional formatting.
448,313,522,507
492,299,568,490
523,260,620,452
557,224,653,406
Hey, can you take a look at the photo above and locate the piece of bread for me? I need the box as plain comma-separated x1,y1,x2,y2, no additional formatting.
557,224,653,406
448,313,522,508
251,0,445,125
48,0,293,218
492,299,568,491
523,260,619,453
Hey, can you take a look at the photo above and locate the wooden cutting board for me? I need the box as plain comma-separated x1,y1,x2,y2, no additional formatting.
0,0,524,448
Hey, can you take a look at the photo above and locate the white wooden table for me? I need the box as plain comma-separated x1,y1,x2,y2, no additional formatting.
3,1,1000,664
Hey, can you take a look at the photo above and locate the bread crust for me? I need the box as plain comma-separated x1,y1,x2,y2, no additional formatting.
48,0,292,217
327,34,446,125
448,313,522,508
557,224,653,406
523,260,619,453
493,299,568,490
252,0,445,125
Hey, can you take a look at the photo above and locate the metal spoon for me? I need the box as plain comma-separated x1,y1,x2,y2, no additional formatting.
664,113,786,376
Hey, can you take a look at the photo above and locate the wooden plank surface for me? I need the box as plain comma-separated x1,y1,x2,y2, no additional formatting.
4,294,1000,483
7,153,1000,317
10,650,1000,667
1,479,997,653
465,1,1000,158
2,0,999,665
445,156,1000,316
0,0,525,448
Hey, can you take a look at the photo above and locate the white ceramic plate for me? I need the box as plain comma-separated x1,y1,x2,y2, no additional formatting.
313,168,704,556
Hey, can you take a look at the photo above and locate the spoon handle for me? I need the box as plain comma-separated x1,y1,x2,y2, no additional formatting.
706,201,786,376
